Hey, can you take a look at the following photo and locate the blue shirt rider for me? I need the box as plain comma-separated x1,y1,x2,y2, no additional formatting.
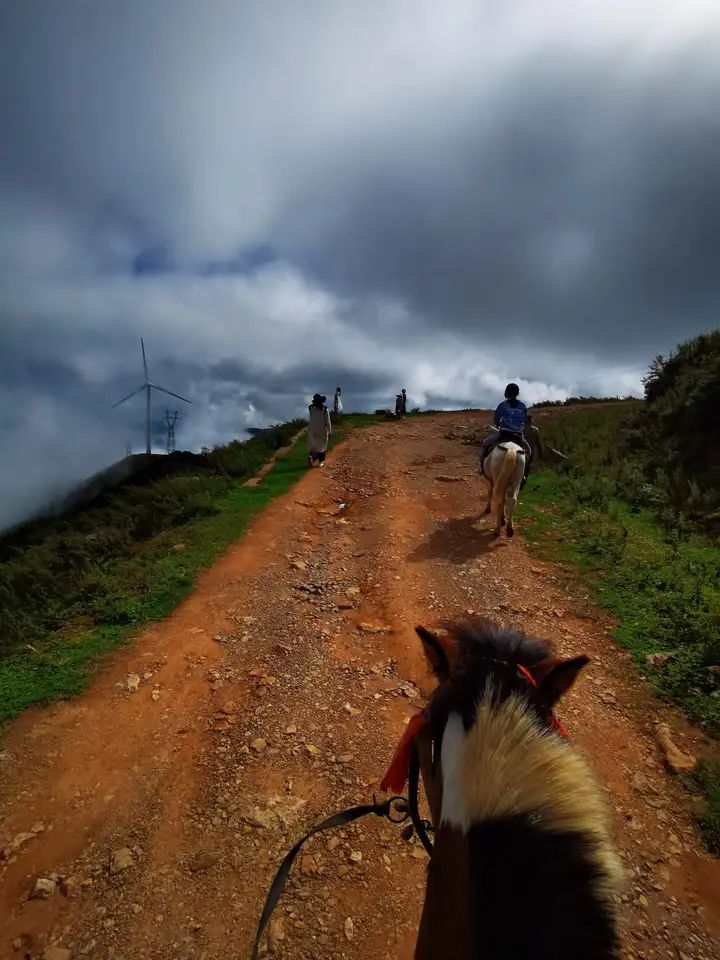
479,383,533,487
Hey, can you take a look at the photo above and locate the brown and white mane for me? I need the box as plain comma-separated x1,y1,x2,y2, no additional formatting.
412,620,623,959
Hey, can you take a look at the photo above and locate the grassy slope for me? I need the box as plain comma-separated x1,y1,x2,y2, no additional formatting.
0,415,381,723
519,404,720,851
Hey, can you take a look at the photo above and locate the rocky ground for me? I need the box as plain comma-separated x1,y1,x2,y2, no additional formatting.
1,412,719,960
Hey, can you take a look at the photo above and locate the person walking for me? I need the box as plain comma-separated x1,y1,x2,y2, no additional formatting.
307,393,332,467
333,386,343,416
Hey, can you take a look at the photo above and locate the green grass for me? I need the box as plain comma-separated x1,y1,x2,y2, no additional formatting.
519,405,720,852
687,761,720,855
0,416,381,723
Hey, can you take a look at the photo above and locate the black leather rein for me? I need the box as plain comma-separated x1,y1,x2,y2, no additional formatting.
250,746,433,959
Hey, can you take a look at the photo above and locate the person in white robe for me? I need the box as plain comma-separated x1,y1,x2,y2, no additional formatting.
307,393,332,467
333,387,343,416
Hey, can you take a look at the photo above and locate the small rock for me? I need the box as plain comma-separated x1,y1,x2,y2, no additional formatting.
342,703,360,716
59,875,84,899
1,831,36,860
125,673,141,693
349,850,362,863
645,651,676,668
222,701,236,715
172,543,186,551
299,854,319,877
251,738,267,753
304,743,320,756
267,916,285,953
290,560,307,572
652,865,671,890
31,877,57,899
326,836,340,852
151,690,160,702
358,622,391,634
285,723,298,734
110,847,135,874
42,948,72,960
337,754,354,765
344,917,355,941
189,851,217,873
599,690,617,705
631,773,658,796
398,681,420,700
655,723,696,774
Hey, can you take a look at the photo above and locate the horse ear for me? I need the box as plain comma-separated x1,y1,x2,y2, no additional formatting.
416,626,453,680
537,655,590,706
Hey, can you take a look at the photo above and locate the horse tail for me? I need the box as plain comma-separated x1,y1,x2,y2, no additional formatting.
491,446,517,518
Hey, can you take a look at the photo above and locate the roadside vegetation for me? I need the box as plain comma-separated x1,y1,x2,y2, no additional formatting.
521,331,720,850
0,415,381,722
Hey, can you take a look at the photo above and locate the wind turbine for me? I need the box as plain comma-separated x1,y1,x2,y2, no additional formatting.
113,338,191,455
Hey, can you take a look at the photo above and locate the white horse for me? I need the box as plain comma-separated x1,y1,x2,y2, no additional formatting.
481,441,526,537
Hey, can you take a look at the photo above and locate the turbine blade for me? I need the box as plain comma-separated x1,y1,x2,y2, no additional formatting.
149,383,192,403
141,337,148,380
111,385,145,407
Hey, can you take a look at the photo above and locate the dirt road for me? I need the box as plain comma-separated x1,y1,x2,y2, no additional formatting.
1,413,719,960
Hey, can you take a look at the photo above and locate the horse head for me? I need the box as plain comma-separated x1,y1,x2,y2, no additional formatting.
408,619,622,960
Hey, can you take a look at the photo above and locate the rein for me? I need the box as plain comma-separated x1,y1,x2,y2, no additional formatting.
249,755,433,959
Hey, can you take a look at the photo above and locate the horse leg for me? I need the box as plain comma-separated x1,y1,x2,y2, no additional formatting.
492,497,503,537
506,484,520,538
484,481,493,515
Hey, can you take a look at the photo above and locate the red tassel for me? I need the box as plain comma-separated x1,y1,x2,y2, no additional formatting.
518,663,569,739
380,711,428,794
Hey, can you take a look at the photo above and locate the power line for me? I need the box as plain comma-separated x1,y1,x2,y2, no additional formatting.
163,410,181,453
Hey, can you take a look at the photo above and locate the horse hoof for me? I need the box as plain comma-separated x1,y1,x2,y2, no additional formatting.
492,530,501,539
483,507,491,516
507,527,514,538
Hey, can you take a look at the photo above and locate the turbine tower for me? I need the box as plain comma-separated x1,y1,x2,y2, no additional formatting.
113,339,191,455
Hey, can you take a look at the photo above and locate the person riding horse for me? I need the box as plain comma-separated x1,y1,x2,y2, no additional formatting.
479,383,533,487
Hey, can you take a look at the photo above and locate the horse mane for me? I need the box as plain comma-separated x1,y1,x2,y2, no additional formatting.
448,619,550,671
430,621,622,957
456,689,623,956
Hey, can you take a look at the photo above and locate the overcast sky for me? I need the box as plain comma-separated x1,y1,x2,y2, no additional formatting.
1,0,719,528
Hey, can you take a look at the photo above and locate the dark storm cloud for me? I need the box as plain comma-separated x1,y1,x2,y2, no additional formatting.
277,56,720,355
1,0,719,527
